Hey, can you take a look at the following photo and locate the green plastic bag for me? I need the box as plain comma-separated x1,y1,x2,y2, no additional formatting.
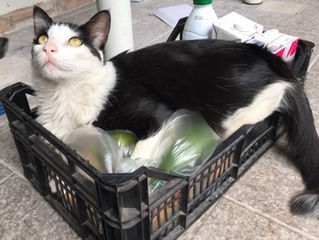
156,111,220,173
131,110,221,191
109,130,138,158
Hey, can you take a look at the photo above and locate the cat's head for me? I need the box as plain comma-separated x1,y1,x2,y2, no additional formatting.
32,6,110,81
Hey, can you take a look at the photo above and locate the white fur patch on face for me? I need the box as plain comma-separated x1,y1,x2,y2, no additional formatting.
222,81,292,138
32,23,102,81
48,24,78,42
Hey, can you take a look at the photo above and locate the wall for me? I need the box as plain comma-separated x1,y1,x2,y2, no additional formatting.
0,0,51,15
0,0,93,33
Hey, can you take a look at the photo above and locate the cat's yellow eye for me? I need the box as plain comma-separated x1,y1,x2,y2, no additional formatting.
69,37,82,47
38,35,48,45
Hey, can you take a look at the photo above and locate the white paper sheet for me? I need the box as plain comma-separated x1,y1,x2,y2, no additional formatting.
154,4,193,28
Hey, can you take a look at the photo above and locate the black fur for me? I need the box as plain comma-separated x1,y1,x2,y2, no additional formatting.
33,6,52,35
82,10,111,50
94,40,295,137
282,88,319,190
282,86,319,216
77,27,102,60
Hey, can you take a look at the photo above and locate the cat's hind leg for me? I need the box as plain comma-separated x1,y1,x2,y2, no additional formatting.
223,79,319,218
280,85,319,218
221,81,291,138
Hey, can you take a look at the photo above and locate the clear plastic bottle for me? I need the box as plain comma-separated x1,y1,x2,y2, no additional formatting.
182,0,218,40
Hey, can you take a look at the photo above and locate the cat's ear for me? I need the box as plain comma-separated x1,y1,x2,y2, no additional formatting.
84,11,111,50
33,6,53,35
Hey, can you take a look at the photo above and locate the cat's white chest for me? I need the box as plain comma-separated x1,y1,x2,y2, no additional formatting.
34,63,116,140
37,86,96,138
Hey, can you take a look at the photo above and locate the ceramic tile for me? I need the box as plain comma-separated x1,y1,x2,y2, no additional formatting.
0,25,32,89
189,197,309,240
214,0,319,37
130,0,193,49
225,149,319,238
55,2,97,25
7,200,80,240
256,1,305,15
0,175,41,237
0,163,13,183
0,174,79,240
178,201,219,240
304,58,319,114
0,116,22,167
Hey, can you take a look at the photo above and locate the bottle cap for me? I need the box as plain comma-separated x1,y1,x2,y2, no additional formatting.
194,0,212,5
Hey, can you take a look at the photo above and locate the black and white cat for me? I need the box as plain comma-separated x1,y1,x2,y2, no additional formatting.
31,6,319,218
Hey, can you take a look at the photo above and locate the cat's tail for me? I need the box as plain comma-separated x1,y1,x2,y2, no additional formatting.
279,83,319,217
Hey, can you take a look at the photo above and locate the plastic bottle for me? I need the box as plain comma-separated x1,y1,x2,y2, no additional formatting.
182,0,218,40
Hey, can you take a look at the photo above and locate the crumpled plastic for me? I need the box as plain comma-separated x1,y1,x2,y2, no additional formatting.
63,110,220,193
64,126,122,173
109,130,138,158
132,110,221,191
151,110,220,174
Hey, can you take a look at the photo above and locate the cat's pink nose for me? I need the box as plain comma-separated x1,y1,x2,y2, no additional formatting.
44,41,58,56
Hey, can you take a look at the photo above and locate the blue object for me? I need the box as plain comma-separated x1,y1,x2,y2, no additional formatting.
0,105,5,116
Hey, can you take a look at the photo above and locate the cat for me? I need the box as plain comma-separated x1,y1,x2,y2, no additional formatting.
31,6,319,218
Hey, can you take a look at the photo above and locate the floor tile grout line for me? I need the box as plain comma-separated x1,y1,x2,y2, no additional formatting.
0,161,44,222
179,201,221,240
0,159,27,182
0,172,15,185
223,195,319,240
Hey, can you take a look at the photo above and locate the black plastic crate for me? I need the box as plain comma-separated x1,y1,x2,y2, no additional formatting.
0,82,280,240
0,22,314,240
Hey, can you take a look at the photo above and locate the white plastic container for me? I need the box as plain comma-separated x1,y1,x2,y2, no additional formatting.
213,12,263,42
182,0,218,40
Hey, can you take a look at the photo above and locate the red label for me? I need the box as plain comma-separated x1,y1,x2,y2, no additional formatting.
276,48,285,58
287,39,299,57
